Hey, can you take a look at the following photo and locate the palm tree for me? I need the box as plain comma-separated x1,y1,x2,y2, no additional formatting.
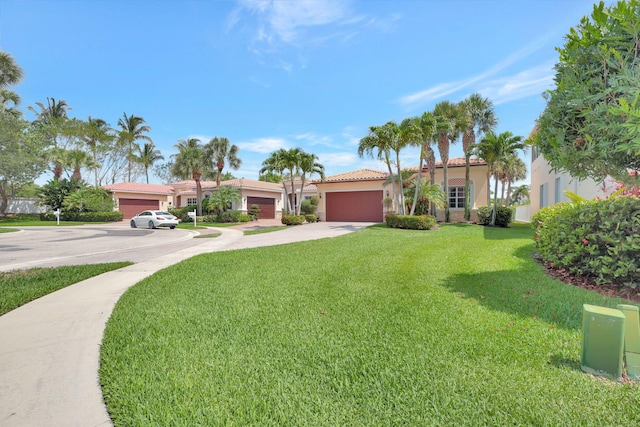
260,149,293,213
473,131,525,226
82,116,114,186
460,94,496,220
0,51,24,112
205,137,241,186
117,113,152,182
281,148,303,213
511,184,530,205
405,178,447,215
171,138,207,216
433,100,467,222
28,98,71,178
496,153,527,207
410,111,437,216
297,152,325,215
209,185,241,215
65,149,96,182
134,142,165,184
359,122,408,213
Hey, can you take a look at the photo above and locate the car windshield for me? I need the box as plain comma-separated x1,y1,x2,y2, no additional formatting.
155,212,173,216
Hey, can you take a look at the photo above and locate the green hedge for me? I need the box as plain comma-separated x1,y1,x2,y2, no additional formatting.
385,214,436,230
170,206,197,222
477,206,514,227
40,211,124,222
304,214,318,223
281,215,305,225
532,197,640,288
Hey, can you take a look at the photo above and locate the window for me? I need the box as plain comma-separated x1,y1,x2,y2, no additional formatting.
554,177,563,204
187,197,197,206
448,186,465,209
540,183,548,208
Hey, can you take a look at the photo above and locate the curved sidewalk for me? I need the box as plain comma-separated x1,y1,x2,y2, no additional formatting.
0,222,373,427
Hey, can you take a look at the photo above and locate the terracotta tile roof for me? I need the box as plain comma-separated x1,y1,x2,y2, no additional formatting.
102,182,174,194
317,169,389,183
201,178,283,192
405,157,487,172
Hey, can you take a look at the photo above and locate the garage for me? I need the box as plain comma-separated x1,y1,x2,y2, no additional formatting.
119,198,159,219
326,190,383,222
247,196,275,219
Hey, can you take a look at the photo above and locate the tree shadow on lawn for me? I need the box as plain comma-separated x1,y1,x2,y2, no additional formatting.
481,222,533,240
441,245,629,332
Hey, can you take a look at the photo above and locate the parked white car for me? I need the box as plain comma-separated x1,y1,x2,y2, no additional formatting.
130,210,179,229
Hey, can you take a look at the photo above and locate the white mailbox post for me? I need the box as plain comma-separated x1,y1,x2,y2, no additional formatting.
187,210,196,228
54,209,60,225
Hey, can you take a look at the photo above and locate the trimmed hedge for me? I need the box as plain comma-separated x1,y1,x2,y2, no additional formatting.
40,211,124,222
532,197,640,288
477,206,514,227
304,214,318,223
281,215,305,225
170,206,197,222
386,214,436,230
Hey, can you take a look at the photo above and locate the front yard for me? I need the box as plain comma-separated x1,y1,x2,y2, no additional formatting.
100,224,640,426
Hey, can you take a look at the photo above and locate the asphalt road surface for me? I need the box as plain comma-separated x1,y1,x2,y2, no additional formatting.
0,223,203,272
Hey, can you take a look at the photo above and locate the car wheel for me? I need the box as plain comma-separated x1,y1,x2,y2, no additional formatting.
130,220,137,228
148,220,156,229
170,226,176,229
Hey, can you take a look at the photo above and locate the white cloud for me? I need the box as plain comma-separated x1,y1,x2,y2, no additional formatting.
478,63,555,105
318,152,360,168
237,137,289,153
397,35,554,110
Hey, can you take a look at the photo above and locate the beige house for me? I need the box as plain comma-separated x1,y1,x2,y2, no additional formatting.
314,157,489,222
528,146,615,220
102,183,174,219
104,179,284,219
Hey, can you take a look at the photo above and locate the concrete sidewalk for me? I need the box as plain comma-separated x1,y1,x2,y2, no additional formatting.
0,222,373,427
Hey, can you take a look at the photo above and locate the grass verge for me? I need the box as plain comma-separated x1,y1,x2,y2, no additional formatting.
100,224,640,426
243,225,288,235
0,262,132,315
0,227,19,233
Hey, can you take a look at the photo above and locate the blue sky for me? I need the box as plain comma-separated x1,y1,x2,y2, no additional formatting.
1,0,605,184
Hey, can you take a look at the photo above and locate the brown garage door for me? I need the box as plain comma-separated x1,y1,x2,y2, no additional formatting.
119,198,159,219
326,191,383,222
247,197,275,219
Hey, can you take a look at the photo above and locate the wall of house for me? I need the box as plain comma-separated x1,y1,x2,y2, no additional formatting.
431,165,488,222
529,152,614,219
240,189,284,218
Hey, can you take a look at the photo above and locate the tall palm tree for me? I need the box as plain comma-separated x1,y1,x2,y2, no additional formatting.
135,142,165,184
260,149,293,213
205,137,241,186
281,148,303,213
460,93,497,220
171,138,207,216
117,113,152,182
511,184,530,205
433,100,467,222
473,131,525,226
297,151,325,215
359,124,398,213
0,51,24,112
410,111,437,216
65,149,97,182
82,116,114,186
496,153,527,206
395,119,421,215
28,97,71,178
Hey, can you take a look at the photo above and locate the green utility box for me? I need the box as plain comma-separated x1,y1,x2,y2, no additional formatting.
581,304,626,380
617,304,640,379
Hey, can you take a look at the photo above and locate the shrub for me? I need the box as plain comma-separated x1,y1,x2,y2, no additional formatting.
385,214,436,230
170,206,197,222
240,214,252,223
300,199,317,215
218,210,242,223
477,206,514,227
40,211,123,222
281,215,305,225
304,214,318,223
532,197,640,288
248,204,261,221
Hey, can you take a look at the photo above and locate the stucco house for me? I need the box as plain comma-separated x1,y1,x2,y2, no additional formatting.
527,146,616,220
104,179,284,219
314,157,489,222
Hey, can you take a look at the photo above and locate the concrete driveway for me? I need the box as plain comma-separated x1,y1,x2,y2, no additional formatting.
0,220,375,427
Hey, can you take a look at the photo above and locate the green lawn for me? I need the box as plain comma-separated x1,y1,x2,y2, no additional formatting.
100,224,640,426
0,262,132,315
244,225,288,235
